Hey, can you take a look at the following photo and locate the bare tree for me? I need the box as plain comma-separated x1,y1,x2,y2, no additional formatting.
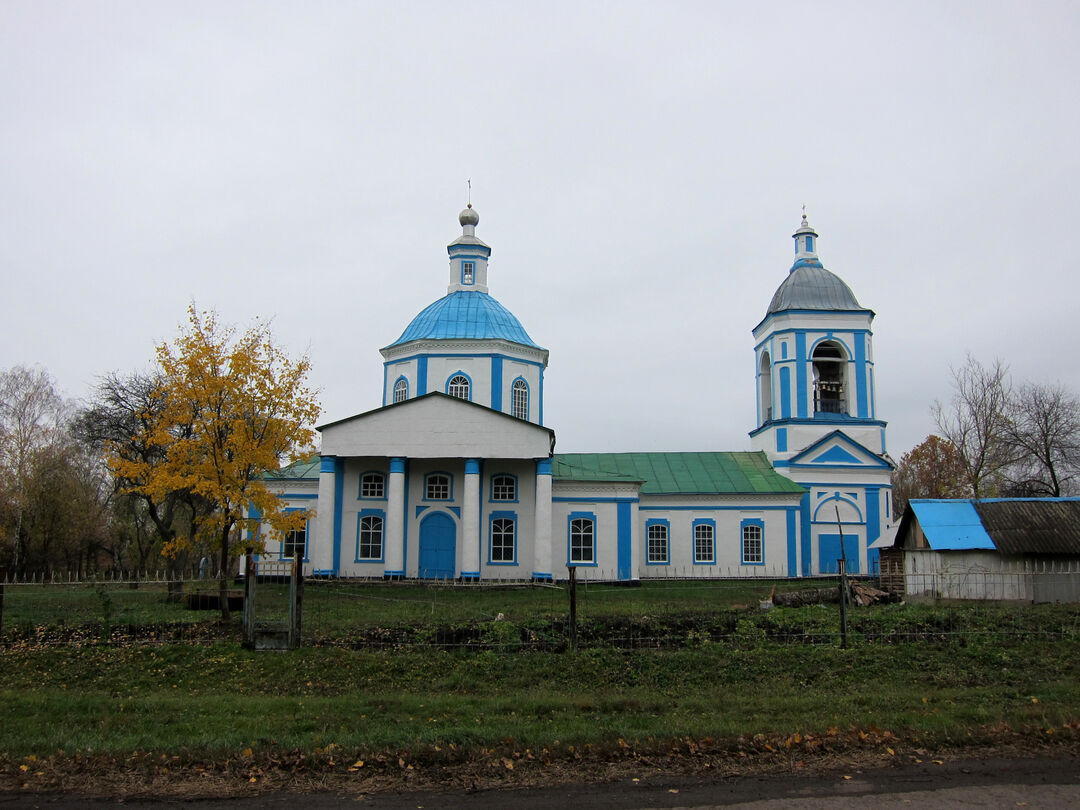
1004,381,1080,497
0,366,66,572
932,355,1014,498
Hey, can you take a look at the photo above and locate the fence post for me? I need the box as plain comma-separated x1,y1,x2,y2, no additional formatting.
838,558,848,649
289,555,304,649
243,554,256,647
568,565,578,652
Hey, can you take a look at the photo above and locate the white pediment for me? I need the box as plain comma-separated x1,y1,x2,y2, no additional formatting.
787,431,891,469
318,393,554,459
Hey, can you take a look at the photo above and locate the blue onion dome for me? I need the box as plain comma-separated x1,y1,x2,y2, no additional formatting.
387,291,542,348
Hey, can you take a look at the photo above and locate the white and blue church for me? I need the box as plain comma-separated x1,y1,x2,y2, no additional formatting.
262,206,894,581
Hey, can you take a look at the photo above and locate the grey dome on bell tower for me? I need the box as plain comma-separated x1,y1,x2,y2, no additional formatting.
765,214,864,315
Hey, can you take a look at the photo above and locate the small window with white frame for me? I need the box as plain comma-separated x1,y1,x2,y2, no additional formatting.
462,261,474,285
646,520,669,564
393,377,408,403
282,523,307,560
693,520,715,564
742,522,764,565
360,472,385,499
491,474,517,501
425,473,451,500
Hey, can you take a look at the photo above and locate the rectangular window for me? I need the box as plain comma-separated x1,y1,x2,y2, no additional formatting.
742,523,763,564
462,262,474,284
360,472,385,499
646,521,669,564
569,516,595,564
283,525,306,560
357,514,384,560
490,516,516,563
425,473,451,500
491,474,516,501
693,521,715,564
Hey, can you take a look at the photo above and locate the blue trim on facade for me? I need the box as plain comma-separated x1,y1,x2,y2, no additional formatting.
465,458,481,475
567,511,598,567
786,508,798,576
332,457,345,575
491,356,503,411
617,500,633,580
531,571,553,580
779,366,791,419
390,457,406,475
417,356,428,395
355,508,386,563
795,332,808,418
385,351,546,370
865,485,881,573
637,505,795,512
776,427,787,453
487,510,518,565
538,367,544,425
320,455,336,474
280,493,318,500
739,518,765,566
536,458,553,475
800,492,812,576
854,337,868,418
812,493,864,523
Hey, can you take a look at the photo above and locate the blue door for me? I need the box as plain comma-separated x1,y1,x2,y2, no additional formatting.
818,533,860,574
419,512,456,579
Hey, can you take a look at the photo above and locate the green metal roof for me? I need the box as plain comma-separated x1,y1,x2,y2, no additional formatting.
552,452,806,495
265,457,320,481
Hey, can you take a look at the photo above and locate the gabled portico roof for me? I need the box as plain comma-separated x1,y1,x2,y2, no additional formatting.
317,393,555,460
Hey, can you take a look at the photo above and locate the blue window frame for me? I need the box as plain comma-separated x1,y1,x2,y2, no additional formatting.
393,377,408,403
488,511,517,564
424,472,453,501
741,518,765,565
693,518,715,565
490,473,518,502
646,519,669,564
359,471,386,499
356,509,385,562
567,512,596,566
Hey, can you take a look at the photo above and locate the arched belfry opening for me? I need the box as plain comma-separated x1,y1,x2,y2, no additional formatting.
759,351,773,423
812,341,847,415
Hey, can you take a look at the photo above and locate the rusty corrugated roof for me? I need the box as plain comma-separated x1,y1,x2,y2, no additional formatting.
973,499,1080,555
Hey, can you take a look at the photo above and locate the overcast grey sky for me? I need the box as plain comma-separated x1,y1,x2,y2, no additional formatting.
2,1,1077,460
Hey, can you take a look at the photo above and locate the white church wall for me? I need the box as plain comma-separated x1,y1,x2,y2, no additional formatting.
479,459,539,579
425,356,492,406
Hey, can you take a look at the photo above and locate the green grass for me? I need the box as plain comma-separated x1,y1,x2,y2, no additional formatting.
2,635,1079,758
3,581,1080,764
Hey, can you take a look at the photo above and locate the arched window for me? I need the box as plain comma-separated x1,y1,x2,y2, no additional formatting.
393,377,408,403
447,374,470,401
512,378,529,420
490,515,515,563
569,515,595,564
812,341,847,415
759,352,773,423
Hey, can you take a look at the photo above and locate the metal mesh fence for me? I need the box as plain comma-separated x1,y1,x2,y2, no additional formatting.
2,570,1079,650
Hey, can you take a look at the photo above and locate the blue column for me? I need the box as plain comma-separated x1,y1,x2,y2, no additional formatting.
795,332,808,417
617,500,633,581
491,356,503,412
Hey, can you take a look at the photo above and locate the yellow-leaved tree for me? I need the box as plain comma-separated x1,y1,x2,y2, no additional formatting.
110,305,321,618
